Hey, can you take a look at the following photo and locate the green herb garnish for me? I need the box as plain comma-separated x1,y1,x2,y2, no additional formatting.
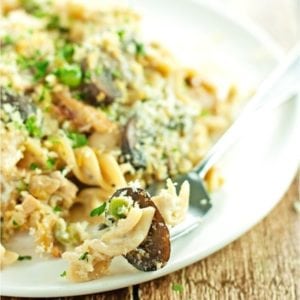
199,109,210,117
117,29,125,41
34,60,49,81
60,270,67,277
90,202,106,217
12,220,19,227
18,255,32,261
172,283,183,293
74,92,84,101
21,0,44,17
79,252,89,262
25,115,42,137
38,86,49,102
46,157,56,169
66,131,87,148
17,51,49,81
47,15,60,30
53,206,62,213
30,162,39,170
111,69,121,80
17,180,28,192
134,41,145,56
59,44,75,62
17,55,30,69
2,35,14,45
55,64,82,88
84,70,92,82
95,66,103,76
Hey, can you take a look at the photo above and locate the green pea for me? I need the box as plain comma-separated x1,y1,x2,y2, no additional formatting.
109,197,129,219
56,64,82,88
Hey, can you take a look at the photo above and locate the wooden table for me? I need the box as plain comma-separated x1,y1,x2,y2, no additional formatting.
3,0,299,299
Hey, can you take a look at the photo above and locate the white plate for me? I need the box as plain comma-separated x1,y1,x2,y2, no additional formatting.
1,0,299,297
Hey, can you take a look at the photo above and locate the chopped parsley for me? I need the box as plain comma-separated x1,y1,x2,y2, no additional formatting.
90,203,106,217
12,220,19,227
134,41,145,56
17,52,49,81
38,86,50,102
74,92,85,101
17,55,31,69
46,157,56,169
2,35,14,45
53,206,62,213
199,109,210,117
55,64,82,88
79,252,89,262
30,162,39,170
21,0,45,17
117,29,126,41
59,43,75,62
66,131,88,148
95,66,103,76
172,283,183,293
47,15,61,30
25,115,42,137
111,69,121,80
60,270,67,277
33,60,49,81
18,255,32,261
83,70,92,82
17,180,28,192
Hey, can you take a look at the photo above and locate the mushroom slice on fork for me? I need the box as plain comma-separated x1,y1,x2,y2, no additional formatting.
109,187,171,271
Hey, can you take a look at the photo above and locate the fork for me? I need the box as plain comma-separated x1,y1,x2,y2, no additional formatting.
148,43,300,241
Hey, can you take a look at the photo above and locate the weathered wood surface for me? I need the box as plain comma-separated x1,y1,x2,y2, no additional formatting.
2,0,299,299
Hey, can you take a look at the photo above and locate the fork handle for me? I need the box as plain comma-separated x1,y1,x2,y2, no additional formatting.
196,43,300,178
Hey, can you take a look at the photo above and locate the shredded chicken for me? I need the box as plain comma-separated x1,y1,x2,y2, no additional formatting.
53,91,117,133
29,171,78,208
152,179,189,226
0,243,18,268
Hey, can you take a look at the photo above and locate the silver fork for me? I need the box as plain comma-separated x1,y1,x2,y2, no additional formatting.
148,43,300,241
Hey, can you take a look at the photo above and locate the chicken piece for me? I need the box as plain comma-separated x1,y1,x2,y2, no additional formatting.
0,244,18,268
53,91,116,133
152,179,190,226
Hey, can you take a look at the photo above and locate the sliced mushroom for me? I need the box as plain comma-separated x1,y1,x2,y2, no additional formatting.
0,88,36,120
81,64,121,106
110,187,170,271
121,117,147,169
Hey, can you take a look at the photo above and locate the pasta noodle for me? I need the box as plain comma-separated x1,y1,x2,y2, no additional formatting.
63,205,155,282
53,133,126,191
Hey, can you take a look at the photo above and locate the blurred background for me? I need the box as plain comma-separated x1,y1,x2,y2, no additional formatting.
213,0,300,50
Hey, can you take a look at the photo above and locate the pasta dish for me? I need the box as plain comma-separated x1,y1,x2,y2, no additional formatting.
0,0,238,282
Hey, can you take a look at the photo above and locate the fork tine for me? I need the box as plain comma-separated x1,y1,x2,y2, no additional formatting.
175,172,212,216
